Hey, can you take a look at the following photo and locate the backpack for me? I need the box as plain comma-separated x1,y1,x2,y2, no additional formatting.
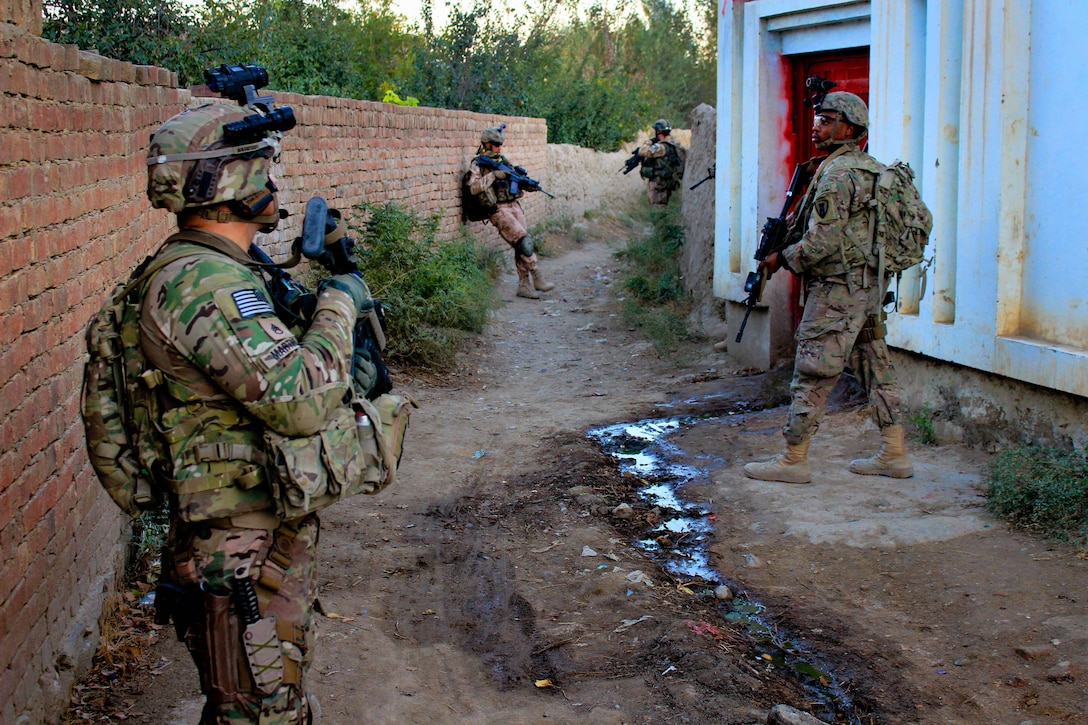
869,161,933,275
461,169,496,223
640,142,686,191
81,246,198,516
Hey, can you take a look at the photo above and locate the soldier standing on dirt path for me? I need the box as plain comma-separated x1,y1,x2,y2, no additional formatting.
637,119,687,207
742,93,913,485
92,100,385,724
467,124,555,299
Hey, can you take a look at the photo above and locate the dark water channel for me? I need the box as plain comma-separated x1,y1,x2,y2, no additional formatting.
588,409,864,725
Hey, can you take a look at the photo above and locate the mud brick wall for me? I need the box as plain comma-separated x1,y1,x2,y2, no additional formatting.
0,18,546,725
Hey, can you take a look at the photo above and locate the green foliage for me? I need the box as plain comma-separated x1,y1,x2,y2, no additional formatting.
617,206,686,304
191,0,419,97
986,446,1088,546
42,0,205,83
45,0,716,151
615,203,693,355
381,83,420,106
125,502,169,581
348,203,498,369
909,403,938,445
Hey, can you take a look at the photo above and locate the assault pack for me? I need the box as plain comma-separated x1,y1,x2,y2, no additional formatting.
868,160,933,276
640,141,686,191
82,246,196,516
461,169,496,222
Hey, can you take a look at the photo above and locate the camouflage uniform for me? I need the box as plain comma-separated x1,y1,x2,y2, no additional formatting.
778,143,903,445
638,137,685,207
141,228,356,723
467,149,543,282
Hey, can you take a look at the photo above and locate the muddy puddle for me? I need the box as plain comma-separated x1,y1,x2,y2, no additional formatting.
589,410,865,725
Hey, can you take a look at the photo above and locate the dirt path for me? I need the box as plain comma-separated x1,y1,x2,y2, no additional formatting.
119,229,1086,725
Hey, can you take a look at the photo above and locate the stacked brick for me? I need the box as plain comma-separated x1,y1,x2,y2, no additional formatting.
0,18,547,725
264,92,548,258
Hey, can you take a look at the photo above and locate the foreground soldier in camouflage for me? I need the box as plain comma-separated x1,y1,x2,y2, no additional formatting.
132,101,376,723
743,92,913,484
467,125,555,299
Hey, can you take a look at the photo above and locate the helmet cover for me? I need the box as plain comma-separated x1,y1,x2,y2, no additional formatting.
147,103,280,213
814,92,869,130
480,126,506,145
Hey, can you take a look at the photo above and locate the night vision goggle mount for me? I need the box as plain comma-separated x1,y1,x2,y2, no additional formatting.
805,75,838,108
203,64,297,143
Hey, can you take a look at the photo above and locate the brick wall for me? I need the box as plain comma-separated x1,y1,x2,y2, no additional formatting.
1,0,41,35
0,19,546,725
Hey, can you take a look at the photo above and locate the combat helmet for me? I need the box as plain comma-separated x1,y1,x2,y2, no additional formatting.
814,92,868,131
652,119,672,134
146,102,283,224
480,123,507,146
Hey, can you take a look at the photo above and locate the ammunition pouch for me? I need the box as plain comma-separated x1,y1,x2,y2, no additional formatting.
856,311,888,344
264,394,415,520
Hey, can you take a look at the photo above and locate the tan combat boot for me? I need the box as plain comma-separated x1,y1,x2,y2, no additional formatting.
517,270,540,299
743,439,811,484
531,268,555,292
848,424,913,478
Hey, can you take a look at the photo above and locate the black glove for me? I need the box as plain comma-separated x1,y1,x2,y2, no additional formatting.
353,328,393,399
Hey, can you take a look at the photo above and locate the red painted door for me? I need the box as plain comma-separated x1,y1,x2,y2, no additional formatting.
790,49,870,165
784,49,870,332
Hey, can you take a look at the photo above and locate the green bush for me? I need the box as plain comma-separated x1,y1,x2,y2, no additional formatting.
348,202,498,370
45,0,716,152
614,203,693,355
986,446,1088,545
617,205,686,304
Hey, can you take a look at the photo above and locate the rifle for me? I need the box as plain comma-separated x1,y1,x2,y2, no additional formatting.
620,149,642,175
734,162,811,343
689,163,715,191
295,196,392,398
475,155,556,198
247,243,316,332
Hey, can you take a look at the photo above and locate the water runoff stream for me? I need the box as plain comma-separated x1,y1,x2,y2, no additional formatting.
588,408,864,725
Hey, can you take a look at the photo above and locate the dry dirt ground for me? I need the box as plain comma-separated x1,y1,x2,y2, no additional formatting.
77,225,1088,725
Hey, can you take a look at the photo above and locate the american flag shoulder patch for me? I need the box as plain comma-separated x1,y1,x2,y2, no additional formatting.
231,288,275,319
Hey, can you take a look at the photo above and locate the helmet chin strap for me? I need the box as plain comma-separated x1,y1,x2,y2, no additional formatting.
194,192,284,232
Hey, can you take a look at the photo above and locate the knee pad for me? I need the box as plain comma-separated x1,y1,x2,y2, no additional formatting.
515,235,534,258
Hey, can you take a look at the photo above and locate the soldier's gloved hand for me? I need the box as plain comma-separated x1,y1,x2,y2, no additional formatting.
320,273,370,318
491,168,508,180
351,341,378,396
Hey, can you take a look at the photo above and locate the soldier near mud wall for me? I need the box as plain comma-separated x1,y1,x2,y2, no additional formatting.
637,118,687,207
466,124,556,300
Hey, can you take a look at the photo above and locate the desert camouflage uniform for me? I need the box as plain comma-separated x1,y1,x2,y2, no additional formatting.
638,138,685,206
468,150,541,279
778,143,903,445
140,228,356,724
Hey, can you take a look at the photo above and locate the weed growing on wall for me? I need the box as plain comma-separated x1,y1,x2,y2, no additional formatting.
909,403,938,445
987,446,1088,546
348,202,499,370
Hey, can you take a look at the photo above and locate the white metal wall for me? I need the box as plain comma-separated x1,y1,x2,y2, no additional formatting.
715,0,1088,399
